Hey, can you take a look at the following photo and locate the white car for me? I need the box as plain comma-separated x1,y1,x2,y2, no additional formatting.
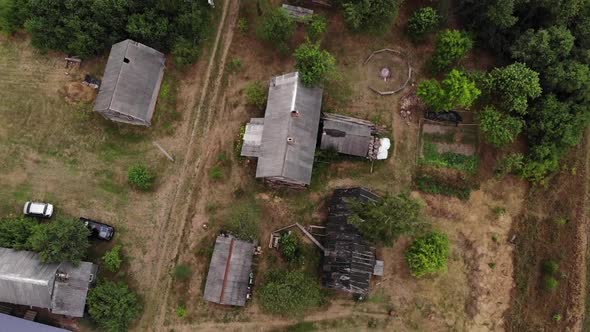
23,201,54,219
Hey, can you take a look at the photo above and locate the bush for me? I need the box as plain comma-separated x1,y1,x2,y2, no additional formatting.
406,231,450,277
279,233,302,263
227,58,243,73
172,37,200,67
209,166,224,181
245,81,267,110
342,0,402,32
0,216,36,250
257,8,295,49
407,7,440,40
176,305,187,318
495,153,524,176
348,194,428,246
307,15,327,41
173,264,192,281
417,69,481,111
259,270,323,317
127,164,155,191
479,106,524,147
542,260,559,275
294,41,336,87
431,29,473,72
28,218,90,264
88,281,141,332
544,276,559,291
102,246,123,272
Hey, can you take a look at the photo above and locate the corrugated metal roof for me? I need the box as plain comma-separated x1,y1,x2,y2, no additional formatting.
0,248,97,317
203,236,254,306
94,39,165,126
0,313,70,332
253,72,323,185
241,118,264,157
320,113,377,157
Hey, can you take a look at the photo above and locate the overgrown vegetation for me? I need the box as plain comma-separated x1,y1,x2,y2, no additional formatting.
259,269,324,317
307,15,327,42
421,141,478,174
225,200,261,242
279,233,303,265
405,231,450,277
127,164,155,191
0,0,212,65
414,175,471,200
173,264,192,281
0,217,90,264
348,194,428,246
245,81,267,110
88,281,141,332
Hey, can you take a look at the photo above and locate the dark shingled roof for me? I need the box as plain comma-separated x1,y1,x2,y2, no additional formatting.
322,188,379,295
0,313,71,332
244,72,323,186
94,39,165,126
203,236,254,306
0,248,97,318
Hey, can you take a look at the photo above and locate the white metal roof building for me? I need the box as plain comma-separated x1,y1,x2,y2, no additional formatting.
0,313,70,332
0,248,97,317
94,39,166,126
241,72,323,187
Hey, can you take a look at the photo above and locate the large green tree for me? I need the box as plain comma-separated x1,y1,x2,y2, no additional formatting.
348,194,428,246
342,0,402,32
478,106,524,147
0,217,36,250
258,270,323,317
431,29,473,72
294,41,336,87
28,218,90,264
487,62,542,115
257,7,295,50
406,7,440,41
88,281,141,332
510,26,575,70
417,69,481,111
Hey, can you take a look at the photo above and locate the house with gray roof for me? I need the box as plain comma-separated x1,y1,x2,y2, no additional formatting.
241,72,323,188
0,248,98,317
94,39,166,126
203,235,255,306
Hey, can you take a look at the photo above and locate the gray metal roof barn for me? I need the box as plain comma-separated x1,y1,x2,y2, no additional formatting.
203,236,255,306
0,248,97,317
94,39,166,126
241,72,323,188
0,313,70,332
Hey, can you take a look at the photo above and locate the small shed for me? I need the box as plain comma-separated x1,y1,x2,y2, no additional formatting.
322,188,382,296
320,113,388,159
203,235,255,306
281,4,314,21
241,72,323,188
0,248,97,317
0,313,70,332
94,39,166,126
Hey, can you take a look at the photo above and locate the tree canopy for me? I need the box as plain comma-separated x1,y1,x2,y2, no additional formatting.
257,7,295,50
28,217,90,264
407,7,440,41
294,41,336,87
479,106,524,147
417,69,481,111
0,216,36,250
487,62,542,115
511,26,575,71
0,0,211,65
258,270,323,317
348,194,428,246
88,281,141,332
405,231,450,277
431,29,473,72
342,0,403,32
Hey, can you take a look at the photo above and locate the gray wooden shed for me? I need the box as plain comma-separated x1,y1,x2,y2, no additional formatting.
241,72,323,188
203,236,254,306
320,113,378,158
94,39,165,126
0,248,98,317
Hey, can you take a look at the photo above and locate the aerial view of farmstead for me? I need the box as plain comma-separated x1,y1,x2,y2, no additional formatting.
0,1,589,331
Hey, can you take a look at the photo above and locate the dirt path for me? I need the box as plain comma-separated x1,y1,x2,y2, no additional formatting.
138,0,240,330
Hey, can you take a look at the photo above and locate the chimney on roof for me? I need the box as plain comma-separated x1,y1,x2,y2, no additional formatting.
291,110,299,117
287,137,294,144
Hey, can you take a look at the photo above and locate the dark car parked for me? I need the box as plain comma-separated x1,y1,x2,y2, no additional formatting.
80,217,115,241
424,110,463,125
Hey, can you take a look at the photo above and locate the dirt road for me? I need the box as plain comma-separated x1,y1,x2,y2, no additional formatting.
137,0,240,330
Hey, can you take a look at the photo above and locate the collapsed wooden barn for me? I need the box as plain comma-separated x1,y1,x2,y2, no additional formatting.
0,248,98,317
241,72,323,188
94,39,165,126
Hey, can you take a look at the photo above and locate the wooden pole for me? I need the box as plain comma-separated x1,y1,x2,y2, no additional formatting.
152,141,175,162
